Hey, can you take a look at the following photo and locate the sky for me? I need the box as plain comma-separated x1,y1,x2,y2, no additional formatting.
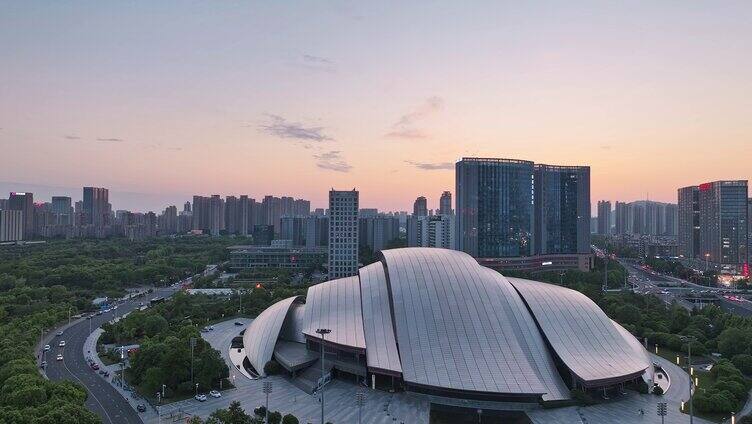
1,1,751,212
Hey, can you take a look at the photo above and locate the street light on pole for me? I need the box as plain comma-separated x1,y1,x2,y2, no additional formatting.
355,391,365,424
316,328,331,424
195,383,199,397
680,335,697,424
190,337,197,386
262,381,272,424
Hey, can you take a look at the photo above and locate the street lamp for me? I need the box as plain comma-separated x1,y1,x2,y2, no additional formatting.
262,381,272,424
316,328,331,424
195,383,199,397
680,335,697,424
355,391,365,424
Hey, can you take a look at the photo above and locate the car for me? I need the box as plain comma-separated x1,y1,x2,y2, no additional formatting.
43,345,51,351
56,354,63,361
56,331,64,337
136,404,147,412
40,361,47,368
195,394,207,402
209,390,221,398
91,363,100,370
208,325,214,331
58,340,66,347
96,311,103,316
103,371,110,377
234,321,244,326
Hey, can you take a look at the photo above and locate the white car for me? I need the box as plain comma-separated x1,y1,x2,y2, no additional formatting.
56,331,64,337
194,394,207,402
44,345,51,351
56,354,63,361
58,340,66,347
209,390,221,398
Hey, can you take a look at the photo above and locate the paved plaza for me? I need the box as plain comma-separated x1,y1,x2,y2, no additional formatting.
151,318,716,424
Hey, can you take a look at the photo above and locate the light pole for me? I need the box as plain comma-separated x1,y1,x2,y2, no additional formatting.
316,328,331,424
355,391,365,424
262,381,272,424
681,335,697,424
195,383,199,397
190,337,197,386
657,402,667,424
162,384,166,399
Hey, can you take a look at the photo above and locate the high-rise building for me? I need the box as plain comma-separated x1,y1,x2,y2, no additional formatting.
280,216,306,246
9,192,34,238
0,210,23,242
192,195,211,232
749,198,752,271
159,205,178,234
252,225,275,246
209,195,224,236
237,195,256,236
698,181,748,270
293,199,311,217
456,157,592,272
359,215,400,252
359,208,378,218
407,214,455,249
183,201,191,213
664,203,678,236
534,164,590,255
0,198,8,210
305,215,329,248
614,201,630,235
51,196,73,226
328,189,359,279
413,196,428,217
456,158,534,257
439,191,452,215
597,201,611,235
82,187,110,229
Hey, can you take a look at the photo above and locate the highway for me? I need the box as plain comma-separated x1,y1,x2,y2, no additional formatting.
619,258,752,315
40,285,181,424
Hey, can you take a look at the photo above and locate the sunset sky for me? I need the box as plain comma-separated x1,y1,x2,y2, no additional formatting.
1,2,751,212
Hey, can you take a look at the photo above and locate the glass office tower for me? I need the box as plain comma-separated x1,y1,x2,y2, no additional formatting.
456,158,534,258
534,164,591,255
699,180,748,269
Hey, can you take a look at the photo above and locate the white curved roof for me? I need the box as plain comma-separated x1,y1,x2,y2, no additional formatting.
302,275,365,349
359,262,402,375
280,301,307,344
243,296,301,377
381,248,568,399
508,277,650,384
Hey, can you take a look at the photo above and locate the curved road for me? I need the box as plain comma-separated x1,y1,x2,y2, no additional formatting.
42,286,180,424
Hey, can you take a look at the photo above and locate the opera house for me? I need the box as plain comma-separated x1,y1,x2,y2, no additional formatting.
243,248,652,404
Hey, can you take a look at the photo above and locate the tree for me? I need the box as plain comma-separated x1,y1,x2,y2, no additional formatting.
268,411,282,424
732,354,752,375
282,414,299,424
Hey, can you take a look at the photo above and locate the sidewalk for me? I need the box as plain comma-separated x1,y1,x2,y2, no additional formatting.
84,327,161,423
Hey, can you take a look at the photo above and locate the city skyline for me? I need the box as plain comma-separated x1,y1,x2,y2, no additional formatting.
3,2,752,211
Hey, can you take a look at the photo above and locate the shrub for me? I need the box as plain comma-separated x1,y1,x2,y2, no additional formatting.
254,405,267,417
282,414,299,424
268,411,282,424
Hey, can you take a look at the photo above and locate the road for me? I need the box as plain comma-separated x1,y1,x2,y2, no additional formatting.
41,285,181,424
619,259,752,315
